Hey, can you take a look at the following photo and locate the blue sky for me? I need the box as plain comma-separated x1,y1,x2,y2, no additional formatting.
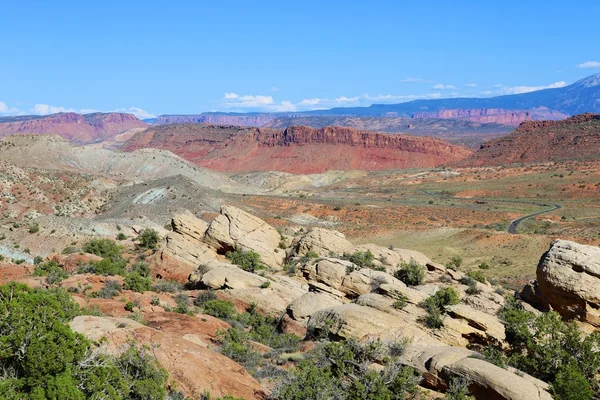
1,0,599,118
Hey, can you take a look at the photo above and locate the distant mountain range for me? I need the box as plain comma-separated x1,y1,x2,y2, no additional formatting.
153,73,600,127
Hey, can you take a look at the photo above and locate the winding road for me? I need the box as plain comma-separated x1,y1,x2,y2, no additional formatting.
419,190,562,234
507,203,562,234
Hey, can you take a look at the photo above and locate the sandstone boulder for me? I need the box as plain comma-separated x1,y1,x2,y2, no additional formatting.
307,303,440,345
532,239,600,326
287,292,343,325
401,345,552,400
300,257,353,290
205,205,285,269
292,227,353,257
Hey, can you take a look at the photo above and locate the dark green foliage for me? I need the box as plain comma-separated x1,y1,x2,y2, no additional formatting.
444,378,474,400
61,246,77,254
260,280,271,289
445,255,463,271
28,223,40,234
194,289,217,306
394,259,425,286
125,301,135,312
550,363,593,400
467,270,486,283
421,287,460,312
0,282,168,399
500,297,600,392
272,339,422,400
392,295,408,310
217,328,261,373
125,272,152,293
465,280,481,295
341,250,375,269
84,257,128,276
33,259,69,284
478,262,491,270
203,300,237,319
225,248,265,272
116,232,127,241
129,261,151,277
33,255,44,265
82,238,123,261
420,287,460,329
137,228,161,249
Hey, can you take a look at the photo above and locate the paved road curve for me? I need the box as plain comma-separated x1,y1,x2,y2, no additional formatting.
419,189,562,234
507,203,562,234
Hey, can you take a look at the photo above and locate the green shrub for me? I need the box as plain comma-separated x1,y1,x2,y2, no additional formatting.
272,339,422,400
28,223,39,234
150,295,160,306
467,270,486,283
465,280,481,295
174,293,191,315
116,232,127,241
225,248,265,272
422,287,460,312
550,363,593,400
124,302,135,312
500,297,600,389
0,282,168,398
394,259,425,286
137,228,160,249
33,260,69,284
124,272,152,293
61,246,77,254
94,279,122,298
33,255,44,265
194,289,217,306
129,261,151,277
424,307,444,329
444,378,474,400
392,295,408,310
217,327,260,373
260,280,271,289
83,257,127,276
341,250,375,269
446,255,463,271
203,300,237,319
478,262,491,270
151,280,182,293
83,238,123,261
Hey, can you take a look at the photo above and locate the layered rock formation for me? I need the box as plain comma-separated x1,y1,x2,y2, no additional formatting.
0,112,148,144
123,124,473,173
458,113,600,166
412,108,567,126
521,239,600,327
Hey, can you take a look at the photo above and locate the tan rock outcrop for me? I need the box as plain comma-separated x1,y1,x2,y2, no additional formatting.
70,316,266,399
530,239,600,326
287,292,343,325
292,227,353,257
205,205,285,269
401,345,552,400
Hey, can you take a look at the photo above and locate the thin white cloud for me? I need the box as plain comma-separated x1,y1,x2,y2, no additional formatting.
221,93,275,109
113,107,156,119
432,84,457,90
0,102,23,115
578,61,600,69
31,104,77,115
334,96,359,103
270,86,280,92
501,81,566,95
465,83,478,87
400,78,433,83
300,98,321,105
271,101,296,112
